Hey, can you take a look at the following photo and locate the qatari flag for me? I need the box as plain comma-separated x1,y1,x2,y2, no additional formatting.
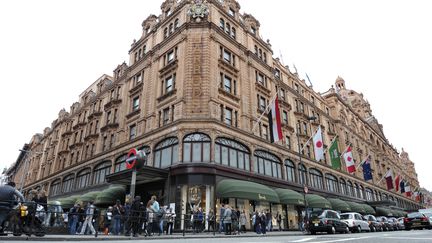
385,169,394,190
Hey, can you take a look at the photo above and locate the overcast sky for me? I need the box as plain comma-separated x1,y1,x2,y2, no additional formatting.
1,0,431,191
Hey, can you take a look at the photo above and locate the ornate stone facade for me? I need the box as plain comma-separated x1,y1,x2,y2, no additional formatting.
7,0,421,212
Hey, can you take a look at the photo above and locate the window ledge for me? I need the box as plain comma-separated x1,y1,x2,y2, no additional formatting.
159,59,178,76
129,82,143,95
218,88,240,102
255,82,270,95
157,89,177,102
126,109,141,119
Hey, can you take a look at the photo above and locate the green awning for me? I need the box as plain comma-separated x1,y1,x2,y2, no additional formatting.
362,204,376,215
391,209,402,217
345,201,366,214
47,200,61,206
58,196,79,209
327,198,351,212
94,186,126,206
376,207,392,217
76,191,100,204
305,194,332,209
274,188,305,206
216,179,280,203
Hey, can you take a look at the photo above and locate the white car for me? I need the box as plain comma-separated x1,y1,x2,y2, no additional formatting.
340,212,371,233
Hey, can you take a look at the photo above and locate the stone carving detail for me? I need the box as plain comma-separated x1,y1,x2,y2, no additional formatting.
187,0,209,22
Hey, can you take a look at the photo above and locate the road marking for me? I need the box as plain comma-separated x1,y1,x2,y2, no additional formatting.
383,236,432,240
291,238,316,242
305,236,374,243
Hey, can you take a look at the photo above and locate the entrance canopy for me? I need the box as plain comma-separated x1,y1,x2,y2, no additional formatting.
274,188,305,206
327,198,351,212
345,201,366,214
362,204,376,215
216,179,280,203
305,194,332,209
106,165,168,185
94,185,126,206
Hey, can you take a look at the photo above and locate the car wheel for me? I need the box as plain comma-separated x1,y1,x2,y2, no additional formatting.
357,226,361,233
310,230,316,235
372,226,376,232
345,226,350,234
328,226,336,234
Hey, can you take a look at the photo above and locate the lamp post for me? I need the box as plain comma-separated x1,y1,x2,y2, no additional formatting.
296,116,316,230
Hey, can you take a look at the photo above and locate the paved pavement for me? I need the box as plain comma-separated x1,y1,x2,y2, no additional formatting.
1,230,432,242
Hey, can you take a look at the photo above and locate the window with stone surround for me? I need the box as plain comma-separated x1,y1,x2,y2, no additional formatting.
62,174,74,193
93,161,111,185
162,73,176,95
309,168,324,190
220,72,236,95
129,124,137,140
285,159,296,182
132,96,140,111
153,137,179,168
215,137,250,171
253,150,282,179
76,168,91,190
183,133,211,163
220,46,236,66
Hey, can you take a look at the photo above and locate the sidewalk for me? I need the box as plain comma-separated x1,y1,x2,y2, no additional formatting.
1,231,305,241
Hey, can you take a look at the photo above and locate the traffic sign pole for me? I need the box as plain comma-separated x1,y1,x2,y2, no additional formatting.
130,167,137,199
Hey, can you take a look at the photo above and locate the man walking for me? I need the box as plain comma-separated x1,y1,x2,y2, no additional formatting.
79,201,96,235
112,200,124,235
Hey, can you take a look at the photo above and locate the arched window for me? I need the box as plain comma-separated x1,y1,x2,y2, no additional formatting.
231,27,236,39
298,164,308,185
154,137,179,168
325,174,338,193
49,179,61,196
169,23,174,34
164,27,168,39
347,181,354,197
339,178,347,195
225,23,231,34
365,188,374,201
215,138,250,170
183,133,211,163
354,183,360,198
219,18,225,29
62,174,75,193
253,150,282,179
76,168,91,190
309,169,324,189
93,161,112,185
284,159,296,182
359,185,365,199
174,19,179,29
114,154,127,173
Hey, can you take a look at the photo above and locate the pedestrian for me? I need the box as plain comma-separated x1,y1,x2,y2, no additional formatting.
165,208,175,235
218,203,225,233
260,211,267,235
157,205,165,236
68,204,80,235
265,209,272,231
79,201,96,235
276,211,282,231
123,200,131,235
223,205,232,235
129,196,142,237
239,210,247,233
112,199,124,235
207,209,215,232
104,206,113,235
146,200,155,236
253,211,261,234
231,207,238,235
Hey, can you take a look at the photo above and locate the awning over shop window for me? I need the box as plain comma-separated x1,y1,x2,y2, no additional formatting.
362,204,376,215
305,194,332,209
94,186,126,206
274,188,305,206
57,196,79,209
76,191,101,204
327,198,351,212
376,207,392,217
216,179,280,203
345,201,366,214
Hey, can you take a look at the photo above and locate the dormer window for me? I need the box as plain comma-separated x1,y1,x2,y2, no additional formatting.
166,8,172,17
228,8,235,17
251,26,256,35
275,68,281,79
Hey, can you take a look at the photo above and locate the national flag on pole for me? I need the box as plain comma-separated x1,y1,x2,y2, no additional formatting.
312,127,324,162
405,181,412,197
362,156,373,181
342,146,356,173
395,175,400,192
268,95,283,143
400,180,405,193
329,138,341,170
384,169,394,190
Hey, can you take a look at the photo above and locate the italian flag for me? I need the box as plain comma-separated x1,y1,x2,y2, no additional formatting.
343,146,356,173
268,95,283,143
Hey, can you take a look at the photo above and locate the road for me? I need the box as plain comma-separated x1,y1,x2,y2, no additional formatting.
2,230,431,243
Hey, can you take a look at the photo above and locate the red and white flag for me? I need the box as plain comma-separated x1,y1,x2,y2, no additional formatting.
267,96,283,143
312,127,324,161
405,181,412,197
395,175,400,192
343,146,356,173
385,169,394,190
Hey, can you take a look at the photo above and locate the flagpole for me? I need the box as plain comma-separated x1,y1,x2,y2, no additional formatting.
324,135,338,154
251,92,278,134
355,154,370,170
377,169,390,184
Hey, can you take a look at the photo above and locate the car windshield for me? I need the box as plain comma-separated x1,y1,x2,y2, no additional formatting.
368,215,376,221
340,214,353,220
407,212,422,218
310,210,324,219
424,213,432,218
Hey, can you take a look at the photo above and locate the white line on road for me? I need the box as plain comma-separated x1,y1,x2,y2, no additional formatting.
291,238,316,242
304,236,374,243
383,236,432,240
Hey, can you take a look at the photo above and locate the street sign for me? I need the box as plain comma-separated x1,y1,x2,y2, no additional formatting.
126,148,138,169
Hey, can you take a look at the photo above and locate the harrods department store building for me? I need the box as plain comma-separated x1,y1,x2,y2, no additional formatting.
7,0,422,230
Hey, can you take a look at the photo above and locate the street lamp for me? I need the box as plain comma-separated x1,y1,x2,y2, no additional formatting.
296,116,316,231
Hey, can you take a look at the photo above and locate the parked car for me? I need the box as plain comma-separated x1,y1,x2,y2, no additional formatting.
340,212,371,233
404,212,432,230
387,217,400,231
364,214,383,232
396,218,405,230
376,216,393,231
308,210,350,235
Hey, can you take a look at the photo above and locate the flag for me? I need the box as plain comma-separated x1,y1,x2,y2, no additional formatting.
268,95,283,143
400,180,405,193
342,146,355,173
405,181,412,197
329,138,341,169
312,127,324,161
384,169,394,190
395,175,400,192
362,156,373,181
